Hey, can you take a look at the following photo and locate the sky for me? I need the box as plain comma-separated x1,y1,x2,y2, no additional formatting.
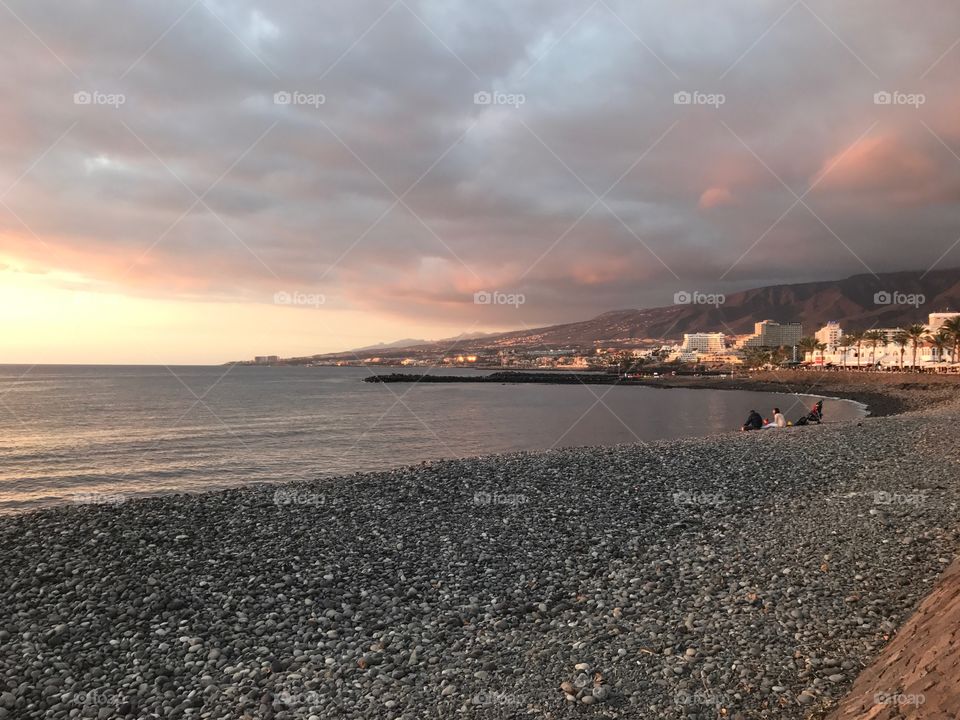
2,0,960,363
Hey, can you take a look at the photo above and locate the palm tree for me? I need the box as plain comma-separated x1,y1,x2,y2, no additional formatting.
942,316,960,364
742,347,771,370
798,336,819,363
770,346,790,366
846,331,864,369
929,331,950,366
904,324,929,370
838,335,856,369
613,351,636,375
863,330,886,369
893,331,909,370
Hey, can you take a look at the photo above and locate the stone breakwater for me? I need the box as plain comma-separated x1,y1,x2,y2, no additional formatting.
1,403,959,719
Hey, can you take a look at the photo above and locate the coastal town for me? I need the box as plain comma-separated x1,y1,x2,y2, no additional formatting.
249,310,960,372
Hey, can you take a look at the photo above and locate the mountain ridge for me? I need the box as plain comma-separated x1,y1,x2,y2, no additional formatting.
324,267,960,357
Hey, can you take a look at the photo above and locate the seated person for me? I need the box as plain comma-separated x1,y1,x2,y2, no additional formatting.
763,407,787,428
741,409,763,431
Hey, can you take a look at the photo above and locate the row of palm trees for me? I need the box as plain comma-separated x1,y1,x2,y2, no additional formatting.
800,316,960,369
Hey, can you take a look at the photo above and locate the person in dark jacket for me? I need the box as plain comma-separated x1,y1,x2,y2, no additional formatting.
741,409,763,431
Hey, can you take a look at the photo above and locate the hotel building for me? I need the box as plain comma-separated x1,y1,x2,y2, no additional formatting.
928,312,960,332
814,322,842,350
739,320,803,348
681,332,726,353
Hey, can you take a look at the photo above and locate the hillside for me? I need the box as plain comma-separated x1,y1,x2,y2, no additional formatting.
318,267,960,358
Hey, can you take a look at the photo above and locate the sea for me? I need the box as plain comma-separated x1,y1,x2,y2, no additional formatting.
0,365,866,513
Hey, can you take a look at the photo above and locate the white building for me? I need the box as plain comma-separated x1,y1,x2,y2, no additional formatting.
928,312,960,332
812,331,950,368
681,332,726,353
814,322,842,350
874,328,903,343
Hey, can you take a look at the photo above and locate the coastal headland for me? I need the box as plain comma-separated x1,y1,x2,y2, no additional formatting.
0,373,958,718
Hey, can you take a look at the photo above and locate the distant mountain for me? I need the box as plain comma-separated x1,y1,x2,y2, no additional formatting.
330,267,960,357
350,338,429,352
436,331,499,343
485,267,960,346
350,331,496,353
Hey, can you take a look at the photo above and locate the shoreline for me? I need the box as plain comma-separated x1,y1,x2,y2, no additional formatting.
366,370,960,419
629,373,909,418
1,390,959,717
0,374,892,517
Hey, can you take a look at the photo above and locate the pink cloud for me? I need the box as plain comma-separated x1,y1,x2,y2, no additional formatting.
809,132,954,206
698,186,737,209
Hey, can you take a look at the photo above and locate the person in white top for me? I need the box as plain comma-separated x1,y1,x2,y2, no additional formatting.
764,408,787,429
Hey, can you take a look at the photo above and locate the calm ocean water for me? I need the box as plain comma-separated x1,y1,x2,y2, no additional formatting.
0,365,865,513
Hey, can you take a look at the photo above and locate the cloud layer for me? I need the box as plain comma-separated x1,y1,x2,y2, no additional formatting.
3,0,960,335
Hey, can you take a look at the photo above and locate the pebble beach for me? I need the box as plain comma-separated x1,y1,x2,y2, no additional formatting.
1,379,958,719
